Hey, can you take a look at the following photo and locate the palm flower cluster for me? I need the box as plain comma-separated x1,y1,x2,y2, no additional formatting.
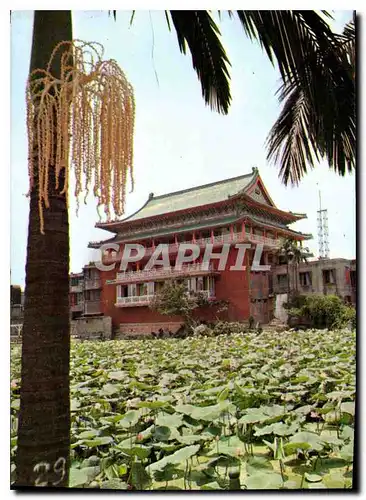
26,40,135,233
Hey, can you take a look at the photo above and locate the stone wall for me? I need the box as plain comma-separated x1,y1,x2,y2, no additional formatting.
71,316,112,340
116,321,183,339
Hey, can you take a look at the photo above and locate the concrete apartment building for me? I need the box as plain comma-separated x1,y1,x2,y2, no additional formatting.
272,257,356,305
69,263,103,319
69,265,111,339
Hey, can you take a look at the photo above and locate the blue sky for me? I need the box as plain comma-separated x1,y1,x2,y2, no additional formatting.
11,10,356,288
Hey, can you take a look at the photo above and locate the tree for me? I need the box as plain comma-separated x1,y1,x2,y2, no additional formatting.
149,278,228,333
16,10,231,487
15,10,354,487
278,238,294,297
119,9,355,182
150,279,199,332
278,238,310,296
15,12,73,488
291,244,310,293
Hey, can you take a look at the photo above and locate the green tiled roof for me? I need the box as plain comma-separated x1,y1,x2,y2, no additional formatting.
248,215,312,239
91,169,310,250
122,172,255,222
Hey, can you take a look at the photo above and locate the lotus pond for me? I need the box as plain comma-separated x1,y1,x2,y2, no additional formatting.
11,328,356,490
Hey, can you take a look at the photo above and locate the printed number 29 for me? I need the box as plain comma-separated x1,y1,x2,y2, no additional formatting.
33,457,66,486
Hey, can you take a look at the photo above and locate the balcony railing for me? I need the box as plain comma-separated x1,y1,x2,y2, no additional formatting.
84,278,101,290
249,234,281,247
115,294,154,307
84,300,102,315
70,284,83,294
115,263,216,284
115,290,215,308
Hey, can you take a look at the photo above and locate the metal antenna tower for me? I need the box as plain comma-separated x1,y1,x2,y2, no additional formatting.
317,190,329,259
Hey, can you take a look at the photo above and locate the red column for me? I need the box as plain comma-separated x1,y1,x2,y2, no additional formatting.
242,221,245,240
211,229,214,244
230,225,234,242
152,239,155,251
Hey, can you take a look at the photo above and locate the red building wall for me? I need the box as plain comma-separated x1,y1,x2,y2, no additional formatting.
100,267,183,330
99,245,253,330
213,246,251,321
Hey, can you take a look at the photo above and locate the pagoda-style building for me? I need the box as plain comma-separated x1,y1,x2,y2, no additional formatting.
89,168,311,336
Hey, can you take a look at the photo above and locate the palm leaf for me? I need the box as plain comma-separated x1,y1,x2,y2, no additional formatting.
111,10,231,115
266,86,318,186
164,10,171,31
337,17,355,72
235,11,335,85
265,17,355,185
108,10,116,21
168,10,231,114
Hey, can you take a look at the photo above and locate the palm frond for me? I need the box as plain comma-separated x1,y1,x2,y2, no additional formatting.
337,17,355,71
108,10,116,21
263,12,355,185
235,11,335,85
321,11,334,20
266,85,319,186
164,10,171,31
169,10,231,114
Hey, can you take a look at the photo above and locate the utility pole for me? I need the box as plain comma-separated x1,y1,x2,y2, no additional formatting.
317,188,329,259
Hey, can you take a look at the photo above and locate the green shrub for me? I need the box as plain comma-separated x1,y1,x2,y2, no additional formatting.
150,279,229,333
284,293,308,311
287,294,356,330
212,321,246,336
333,304,356,330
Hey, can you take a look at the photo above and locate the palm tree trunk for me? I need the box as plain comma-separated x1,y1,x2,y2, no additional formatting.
15,11,72,488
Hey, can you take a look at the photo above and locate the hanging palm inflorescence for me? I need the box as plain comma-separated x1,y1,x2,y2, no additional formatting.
26,40,135,234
